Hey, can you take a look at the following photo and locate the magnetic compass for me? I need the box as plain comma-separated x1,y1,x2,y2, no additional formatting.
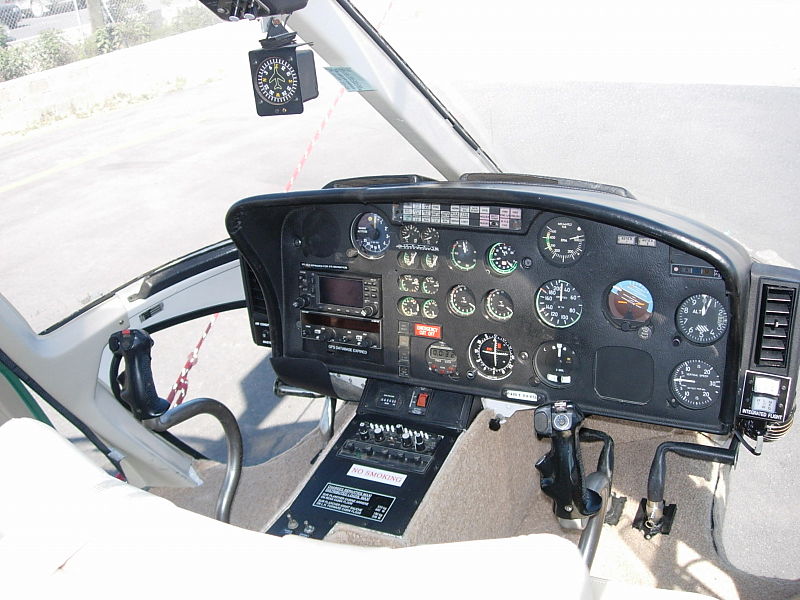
254,56,299,105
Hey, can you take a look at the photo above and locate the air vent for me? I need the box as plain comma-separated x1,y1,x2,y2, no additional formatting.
755,285,795,369
244,263,268,315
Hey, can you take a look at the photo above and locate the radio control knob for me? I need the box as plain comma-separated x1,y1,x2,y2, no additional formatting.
293,295,311,309
318,327,335,342
401,432,413,448
373,427,385,442
360,305,376,317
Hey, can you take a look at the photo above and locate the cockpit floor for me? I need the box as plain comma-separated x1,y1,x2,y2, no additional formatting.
151,405,800,600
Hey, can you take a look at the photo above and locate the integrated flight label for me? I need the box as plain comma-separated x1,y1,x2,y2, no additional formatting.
313,483,395,522
346,464,407,487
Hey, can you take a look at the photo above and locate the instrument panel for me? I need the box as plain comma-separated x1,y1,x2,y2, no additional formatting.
227,180,763,434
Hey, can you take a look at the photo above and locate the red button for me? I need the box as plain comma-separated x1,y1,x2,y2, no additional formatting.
416,392,428,408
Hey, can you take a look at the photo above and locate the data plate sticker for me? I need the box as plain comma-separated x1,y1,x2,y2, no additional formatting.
313,483,395,522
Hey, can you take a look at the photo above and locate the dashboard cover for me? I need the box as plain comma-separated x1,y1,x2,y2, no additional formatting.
226,179,756,434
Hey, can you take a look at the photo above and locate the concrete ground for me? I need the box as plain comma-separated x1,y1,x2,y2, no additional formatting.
0,0,798,583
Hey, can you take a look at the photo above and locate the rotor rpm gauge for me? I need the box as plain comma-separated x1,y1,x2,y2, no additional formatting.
254,56,299,105
484,289,514,322
351,212,391,259
670,360,722,409
486,242,518,276
535,279,583,328
538,217,586,265
676,294,729,345
450,240,477,271
469,333,515,380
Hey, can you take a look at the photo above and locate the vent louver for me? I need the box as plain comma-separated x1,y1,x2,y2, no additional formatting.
244,263,268,315
755,285,795,369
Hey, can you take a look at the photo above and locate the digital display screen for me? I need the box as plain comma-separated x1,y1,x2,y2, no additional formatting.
318,276,363,308
751,395,778,413
303,312,380,333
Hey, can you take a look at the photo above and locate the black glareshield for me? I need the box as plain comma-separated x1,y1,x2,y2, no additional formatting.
534,402,602,520
108,330,170,421
249,45,319,117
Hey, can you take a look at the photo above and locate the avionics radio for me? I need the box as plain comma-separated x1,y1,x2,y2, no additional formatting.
295,271,382,351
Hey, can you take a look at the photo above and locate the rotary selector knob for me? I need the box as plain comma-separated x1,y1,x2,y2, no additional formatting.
401,432,413,448
360,306,376,317
373,427,385,442
292,295,311,309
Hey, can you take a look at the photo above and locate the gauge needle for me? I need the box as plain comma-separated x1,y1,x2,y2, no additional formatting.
559,282,564,301
674,377,696,384
702,297,711,315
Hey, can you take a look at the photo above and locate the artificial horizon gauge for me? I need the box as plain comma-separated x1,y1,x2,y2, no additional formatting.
670,360,722,409
447,284,476,317
398,274,420,293
486,242,518,276
254,56,299,105
397,296,420,317
469,333,515,380
533,341,577,388
422,299,439,320
538,217,586,265
399,224,421,244
450,240,477,271
484,289,514,322
535,279,583,328
606,280,654,328
421,276,440,295
426,341,458,376
351,212,391,259
676,294,729,345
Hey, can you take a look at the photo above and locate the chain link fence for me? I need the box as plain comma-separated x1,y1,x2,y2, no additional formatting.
0,0,218,81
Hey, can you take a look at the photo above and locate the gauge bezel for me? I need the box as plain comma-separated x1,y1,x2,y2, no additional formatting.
449,240,478,271
535,279,584,329
469,333,515,380
486,242,519,276
350,212,391,259
537,216,586,266
675,294,729,345
484,289,515,322
533,341,578,388
447,284,477,317
422,299,439,320
669,359,722,409
254,56,299,106
397,296,420,317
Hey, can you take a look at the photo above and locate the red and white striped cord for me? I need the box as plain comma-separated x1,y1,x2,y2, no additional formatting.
166,313,219,407
165,1,395,404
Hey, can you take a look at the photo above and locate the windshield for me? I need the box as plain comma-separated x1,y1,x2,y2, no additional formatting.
1,0,798,330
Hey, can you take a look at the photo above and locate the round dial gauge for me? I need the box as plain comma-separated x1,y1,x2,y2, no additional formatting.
422,276,440,295
469,333,515,380
450,240,477,271
484,289,514,322
397,297,420,317
536,279,583,328
397,251,418,269
351,213,391,259
399,225,421,244
421,227,439,245
606,280,654,326
254,56,299,105
422,299,439,320
538,217,586,265
447,285,477,317
398,274,420,293
427,341,458,376
676,294,728,345
486,242,518,276
534,342,577,388
422,252,439,271
670,360,722,409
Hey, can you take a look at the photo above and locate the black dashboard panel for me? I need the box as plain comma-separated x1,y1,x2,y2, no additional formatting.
227,180,757,434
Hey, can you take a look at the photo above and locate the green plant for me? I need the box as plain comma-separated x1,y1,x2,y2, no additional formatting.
32,29,76,71
94,24,121,54
0,26,11,49
0,45,29,81
170,5,218,34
